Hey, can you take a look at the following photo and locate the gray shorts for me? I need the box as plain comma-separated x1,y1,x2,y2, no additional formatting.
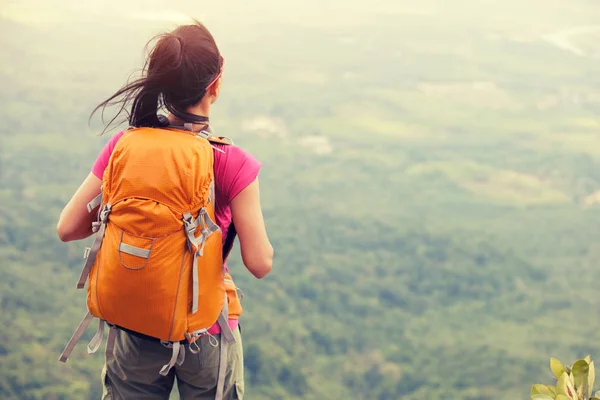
101,327,244,399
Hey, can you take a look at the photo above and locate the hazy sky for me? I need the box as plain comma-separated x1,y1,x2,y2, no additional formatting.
2,0,599,33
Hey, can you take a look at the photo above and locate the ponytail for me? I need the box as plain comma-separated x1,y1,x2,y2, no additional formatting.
90,21,221,134
129,88,160,127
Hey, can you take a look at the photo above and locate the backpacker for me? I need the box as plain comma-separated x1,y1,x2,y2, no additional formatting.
59,124,242,400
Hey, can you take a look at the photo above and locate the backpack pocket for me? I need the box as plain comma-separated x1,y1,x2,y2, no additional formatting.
117,231,154,270
92,223,187,341
224,273,243,319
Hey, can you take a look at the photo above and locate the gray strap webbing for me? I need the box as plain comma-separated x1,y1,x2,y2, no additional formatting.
217,313,236,345
215,335,229,400
159,342,184,376
196,126,227,153
197,208,221,237
188,340,201,355
177,344,186,366
87,319,105,354
218,292,236,345
77,221,106,289
184,212,207,249
77,204,110,289
87,193,102,213
215,292,235,400
59,311,94,362
119,243,151,258
184,211,205,315
191,243,205,314
92,221,101,233
105,325,117,363
184,208,222,315
192,254,199,314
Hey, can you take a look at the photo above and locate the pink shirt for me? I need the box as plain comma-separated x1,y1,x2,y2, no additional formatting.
91,129,261,336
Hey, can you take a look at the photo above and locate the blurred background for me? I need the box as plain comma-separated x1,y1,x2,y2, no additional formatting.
1,1,600,399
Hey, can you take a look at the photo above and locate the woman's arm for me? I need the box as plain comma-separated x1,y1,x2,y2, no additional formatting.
56,172,103,242
230,178,273,279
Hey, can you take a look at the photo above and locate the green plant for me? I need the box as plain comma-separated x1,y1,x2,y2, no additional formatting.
531,356,600,400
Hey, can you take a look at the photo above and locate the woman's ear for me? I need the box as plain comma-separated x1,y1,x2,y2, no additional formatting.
210,77,222,104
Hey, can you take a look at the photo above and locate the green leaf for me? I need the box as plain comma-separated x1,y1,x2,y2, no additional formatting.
531,384,556,396
552,358,567,379
571,360,590,389
555,395,572,400
531,395,553,400
585,355,592,364
572,359,589,394
530,395,553,400
589,361,596,399
557,372,577,399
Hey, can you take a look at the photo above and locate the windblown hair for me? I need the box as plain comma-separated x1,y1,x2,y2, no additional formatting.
91,20,222,133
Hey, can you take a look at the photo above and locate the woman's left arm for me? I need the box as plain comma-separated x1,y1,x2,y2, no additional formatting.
57,172,103,242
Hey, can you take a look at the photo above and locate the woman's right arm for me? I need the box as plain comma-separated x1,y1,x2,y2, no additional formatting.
230,177,273,279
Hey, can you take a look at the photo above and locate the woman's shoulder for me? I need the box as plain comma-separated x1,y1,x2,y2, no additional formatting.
213,142,261,168
91,130,127,178
213,143,262,203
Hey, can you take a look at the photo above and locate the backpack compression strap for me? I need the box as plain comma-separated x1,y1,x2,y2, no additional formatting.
60,194,112,363
183,208,221,315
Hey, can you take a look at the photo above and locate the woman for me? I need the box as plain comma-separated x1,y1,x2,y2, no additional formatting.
56,21,273,400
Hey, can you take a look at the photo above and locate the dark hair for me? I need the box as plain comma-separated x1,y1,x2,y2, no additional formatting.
91,20,222,133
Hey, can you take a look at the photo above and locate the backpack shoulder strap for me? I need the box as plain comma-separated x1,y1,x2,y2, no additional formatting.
222,222,237,262
164,122,233,146
208,136,234,146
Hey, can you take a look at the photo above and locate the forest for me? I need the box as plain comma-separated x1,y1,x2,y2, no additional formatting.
2,0,600,399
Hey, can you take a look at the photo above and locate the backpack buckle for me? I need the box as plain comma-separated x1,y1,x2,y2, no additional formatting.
99,204,111,223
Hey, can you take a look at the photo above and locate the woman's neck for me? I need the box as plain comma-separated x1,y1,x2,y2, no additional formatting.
167,101,211,131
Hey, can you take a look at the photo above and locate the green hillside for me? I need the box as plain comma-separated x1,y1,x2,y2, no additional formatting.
2,1,600,399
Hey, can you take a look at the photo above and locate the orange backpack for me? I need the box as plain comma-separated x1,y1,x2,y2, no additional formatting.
59,125,243,399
